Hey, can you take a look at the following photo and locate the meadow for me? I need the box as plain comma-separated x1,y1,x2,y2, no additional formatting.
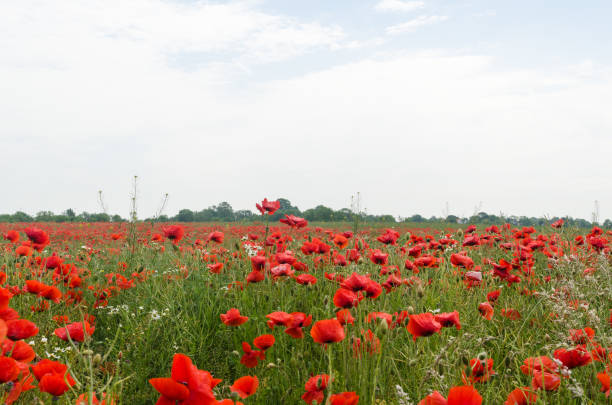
0,201,610,404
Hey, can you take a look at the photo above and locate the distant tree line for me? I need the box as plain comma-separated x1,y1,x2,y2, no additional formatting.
1,200,610,228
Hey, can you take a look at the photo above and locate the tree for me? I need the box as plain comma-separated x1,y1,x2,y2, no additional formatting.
64,209,76,219
175,209,195,222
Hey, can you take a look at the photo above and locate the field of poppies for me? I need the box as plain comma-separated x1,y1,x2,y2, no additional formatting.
0,199,610,404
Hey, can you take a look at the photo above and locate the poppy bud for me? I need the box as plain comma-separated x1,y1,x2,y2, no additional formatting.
544,333,551,341
93,353,102,367
406,306,414,314
378,318,389,332
416,285,425,297
82,349,94,356
477,351,487,362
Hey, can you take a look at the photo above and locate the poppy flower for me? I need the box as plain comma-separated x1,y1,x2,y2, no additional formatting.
336,309,355,326
333,234,349,249
301,374,330,405
418,390,447,405
369,250,388,265
450,254,474,270
220,309,248,326
333,288,358,309
330,392,359,405
39,372,75,397
2,339,36,363
253,334,275,351
284,312,312,339
162,225,185,244
266,312,292,329
280,215,308,229
295,274,317,285
240,342,265,368
246,270,265,284
434,311,461,330
486,290,500,305
54,321,95,342
15,246,32,257
208,231,224,244
597,371,610,397
24,227,49,250
0,356,20,383
6,319,38,340
478,302,494,320
447,385,482,405
504,387,537,405
407,313,442,341
250,256,266,271
519,356,559,376
310,319,345,344
531,371,560,391
33,359,76,397
464,358,495,383
553,346,591,368
419,386,482,405
230,375,259,398
3,231,19,243
569,327,594,344
256,198,280,215
149,353,219,405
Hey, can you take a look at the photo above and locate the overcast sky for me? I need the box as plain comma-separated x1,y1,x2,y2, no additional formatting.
1,0,611,220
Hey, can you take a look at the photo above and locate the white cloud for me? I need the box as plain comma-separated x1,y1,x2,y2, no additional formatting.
386,15,449,34
375,0,425,12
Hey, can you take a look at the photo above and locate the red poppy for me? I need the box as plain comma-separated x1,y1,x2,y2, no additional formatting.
369,250,388,265
333,234,349,249
301,374,330,405
284,312,312,339
280,215,308,229
149,353,218,405
336,309,355,326
240,342,265,368
553,346,591,368
256,198,280,215
310,319,345,344
333,288,358,309
220,309,248,326
478,302,494,320
54,321,95,342
24,227,50,250
504,387,537,405
519,356,559,376
230,375,259,399
162,225,185,244
253,334,275,351
6,319,39,340
464,358,495,383
0,357,19,383
418,390,447,405
3,231,19,243
531,371,560,391
447,386,482,405
406,313,442,341
434,311,461,330
450,254,474,270
250,256,266,271
330,392,359,405
33,359,76,397
419,386,482,405
2,339,35,363
569,327,594,344
597,371,610,398
208,231,224,244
